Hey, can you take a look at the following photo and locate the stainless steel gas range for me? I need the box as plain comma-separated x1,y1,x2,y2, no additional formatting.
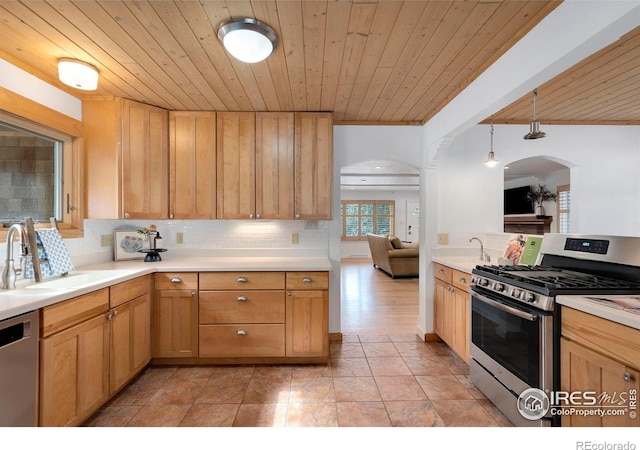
469,234,640,427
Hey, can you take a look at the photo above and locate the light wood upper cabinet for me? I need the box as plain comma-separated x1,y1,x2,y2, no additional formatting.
294,112,333,220
83,97,169,219
256,112,295,220
121,99,169,219
169,112,217,219
217,112,256,219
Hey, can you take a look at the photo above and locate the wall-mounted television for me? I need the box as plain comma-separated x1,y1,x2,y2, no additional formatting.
504,185,534,215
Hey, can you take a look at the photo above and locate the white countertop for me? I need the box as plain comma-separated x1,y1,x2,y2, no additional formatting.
432,256,487,273
0,255,332,321
557,295,640,331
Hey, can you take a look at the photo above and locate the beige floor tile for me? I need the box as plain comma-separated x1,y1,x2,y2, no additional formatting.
478,399,514,427
331,357,372,377
126,404,191,427
233,403,288,427
362,342,400,358
83,405,141,427
206,365,255,379
287,402,339,427
195,377,250,404
374,375,427,401
179,404,239,427
289,377,336,402
439,355,470,375
333,377,382,402
385,400,446,427
358,334,391,343
402,356,454,376
431,399,500,427
329,342,366,358
393,342,434,357
336,402,391,427
252,365,293,378
169,366,217,381
108,384,156,406
389,334,423,343
126,366,176,392
146,378,207,405
292,363,332,378
341,335,361,343
242,378,291,403
455,374,486,399
415,375,474,400
367,357,412,376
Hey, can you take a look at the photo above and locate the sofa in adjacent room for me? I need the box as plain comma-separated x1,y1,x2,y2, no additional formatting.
366,233,419,278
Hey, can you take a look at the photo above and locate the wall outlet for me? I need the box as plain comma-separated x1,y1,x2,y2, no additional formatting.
291,232,299,244
437,233,449,245
100,234,112,247
176,232,184,244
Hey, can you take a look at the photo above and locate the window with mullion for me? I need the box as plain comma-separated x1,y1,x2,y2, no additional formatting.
340,200,395,240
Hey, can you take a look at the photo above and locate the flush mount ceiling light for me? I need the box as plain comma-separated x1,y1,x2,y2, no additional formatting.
57,58,99,90
217,18,278,63
484,117,500,168
524,88,546,140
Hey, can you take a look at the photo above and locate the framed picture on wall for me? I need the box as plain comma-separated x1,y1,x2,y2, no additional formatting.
113,229,145,261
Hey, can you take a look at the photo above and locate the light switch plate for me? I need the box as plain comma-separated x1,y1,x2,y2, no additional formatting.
176,232,184,244
437,233,449,245
100,234,112,247
291,232,299,244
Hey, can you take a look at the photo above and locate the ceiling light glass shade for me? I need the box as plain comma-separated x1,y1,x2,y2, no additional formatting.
524,88,546,139
57,58,99,90
218,18,278,63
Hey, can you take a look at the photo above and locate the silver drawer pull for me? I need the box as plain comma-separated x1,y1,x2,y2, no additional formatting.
237,276,248,283
459,277,467,284
237,329,247,336
623,372,632,382
170,277,182,283
302,277,312,283
237,295,248,301
438,269,445,274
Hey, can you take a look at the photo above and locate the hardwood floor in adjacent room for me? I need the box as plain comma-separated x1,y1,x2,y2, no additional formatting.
340,258,419,335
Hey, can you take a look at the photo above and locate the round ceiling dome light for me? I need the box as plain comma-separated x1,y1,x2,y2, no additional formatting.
57,58,99,90
217,18,278,63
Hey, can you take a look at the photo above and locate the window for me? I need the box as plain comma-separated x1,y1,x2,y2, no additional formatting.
0,113,74,228
340,200,395,240
557,184,570,233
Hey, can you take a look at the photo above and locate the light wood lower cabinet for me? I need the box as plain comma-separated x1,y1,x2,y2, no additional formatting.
433,263,470,362
39,289,111,427
560,307,640,427
153,273,199,358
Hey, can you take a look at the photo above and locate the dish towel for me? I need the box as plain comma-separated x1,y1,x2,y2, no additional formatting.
25,228,74,279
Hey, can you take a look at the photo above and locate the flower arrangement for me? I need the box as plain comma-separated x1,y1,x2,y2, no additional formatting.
526,184,557,206
137,224,157,240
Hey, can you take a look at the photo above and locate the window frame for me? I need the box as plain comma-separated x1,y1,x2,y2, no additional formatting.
557,184,570,233
340,200,395,241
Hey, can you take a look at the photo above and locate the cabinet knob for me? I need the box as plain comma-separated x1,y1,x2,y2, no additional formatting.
237,329,247,336
439,269,445,274
295,214,300,219
302,277,312,283
191,291,196,297
256,214,261,219
237,295,248,302
237,276,248,283
169,213,174,219
107,312,113,321
113,310,118,317
623,372,632,382
459,277,467,284
249,214,254,219
124,212,130,219
170,277,182,283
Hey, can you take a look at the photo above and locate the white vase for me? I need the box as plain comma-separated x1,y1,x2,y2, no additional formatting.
535,204,545,218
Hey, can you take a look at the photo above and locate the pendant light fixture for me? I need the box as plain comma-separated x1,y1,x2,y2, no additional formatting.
523,88,546,140
218,18,278,63
484,116,500,168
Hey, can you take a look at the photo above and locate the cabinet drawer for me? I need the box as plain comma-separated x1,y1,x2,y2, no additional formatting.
110,274,152,308
434,263,452,283
199,291,285,324
199,324,285,357
452,269,471,292
154,272,198,290
286,272,329,290
199,272,285,290
561,307,640,369
41,288,110,338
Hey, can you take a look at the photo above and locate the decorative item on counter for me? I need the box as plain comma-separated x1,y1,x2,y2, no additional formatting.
137,224,158,250
519,235,543,266
503,234,527,265
526,184,557,218
134,224,167,262
113,229,146,261
154,232,163,250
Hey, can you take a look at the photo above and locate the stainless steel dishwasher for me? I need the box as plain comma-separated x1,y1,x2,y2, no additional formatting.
0,310,38,426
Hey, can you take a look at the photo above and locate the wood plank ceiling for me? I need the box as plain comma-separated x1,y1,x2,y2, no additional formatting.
0,0,561,125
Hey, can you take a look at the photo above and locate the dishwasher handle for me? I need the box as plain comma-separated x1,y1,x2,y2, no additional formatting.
0,318,32,348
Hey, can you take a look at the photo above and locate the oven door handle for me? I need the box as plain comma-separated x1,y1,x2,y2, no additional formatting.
472,291,538,322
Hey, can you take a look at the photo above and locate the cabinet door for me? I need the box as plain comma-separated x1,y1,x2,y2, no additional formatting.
433,279,452,344
561,337,640,427
169,111,216,219
40,314,110,427
256,112,294,220
452,286,470,362
217,112,255,219
122,99,169,219
110,293,151,394
153,289,199,358
294,112,333,220
285,290,329,358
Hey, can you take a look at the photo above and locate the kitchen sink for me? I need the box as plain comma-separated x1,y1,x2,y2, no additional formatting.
24,269,135,289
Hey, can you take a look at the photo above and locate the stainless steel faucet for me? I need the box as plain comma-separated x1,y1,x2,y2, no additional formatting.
2,223,30,289
469,237,490,262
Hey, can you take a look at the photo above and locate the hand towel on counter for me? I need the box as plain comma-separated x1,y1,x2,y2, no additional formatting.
25,228,74,279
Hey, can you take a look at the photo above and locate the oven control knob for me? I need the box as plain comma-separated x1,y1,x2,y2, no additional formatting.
494,282,505,292
479,278,489,287
511,288,521,298
524,292,536,302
